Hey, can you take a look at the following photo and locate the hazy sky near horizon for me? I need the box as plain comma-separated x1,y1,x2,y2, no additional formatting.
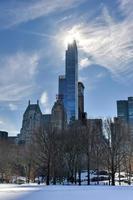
0,0,133,135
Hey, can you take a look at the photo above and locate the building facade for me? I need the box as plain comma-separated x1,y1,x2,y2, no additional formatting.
128,97,133,135
58,75,66,109
65,40,78,122
78,82,84,119
87,119,103,134
117,100,128,122
0,131,17,144
0,131,8,140
19,98,67,143
59,40,78,122
19,101,42,144
117,97,133,136
42,114,51,131
51,97,67,131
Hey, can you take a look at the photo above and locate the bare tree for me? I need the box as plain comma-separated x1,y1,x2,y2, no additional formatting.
82,120,96,185
104,118,128,185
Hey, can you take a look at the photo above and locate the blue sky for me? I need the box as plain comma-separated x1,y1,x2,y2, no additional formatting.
0,0,132,136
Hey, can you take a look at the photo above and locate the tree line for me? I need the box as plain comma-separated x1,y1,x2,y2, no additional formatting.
0,118,132,186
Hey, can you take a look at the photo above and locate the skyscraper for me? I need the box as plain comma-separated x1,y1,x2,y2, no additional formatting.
66,40,78,121
117,97,133,136
117,100,128,122
128,97,133,135
59,40,78,122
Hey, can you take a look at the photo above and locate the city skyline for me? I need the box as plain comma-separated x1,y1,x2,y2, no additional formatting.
0,0,133,135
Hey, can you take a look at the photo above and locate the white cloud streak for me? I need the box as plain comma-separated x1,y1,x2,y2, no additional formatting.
0,52,40,101
0,0,85,29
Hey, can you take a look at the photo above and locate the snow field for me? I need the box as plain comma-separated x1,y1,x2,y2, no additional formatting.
0,184,133,200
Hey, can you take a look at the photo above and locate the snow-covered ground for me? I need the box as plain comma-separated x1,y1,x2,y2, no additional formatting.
0,184,133,200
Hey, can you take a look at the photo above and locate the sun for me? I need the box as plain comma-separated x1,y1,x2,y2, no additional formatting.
65,35,75,45
57,26,84,49
64,28,82,47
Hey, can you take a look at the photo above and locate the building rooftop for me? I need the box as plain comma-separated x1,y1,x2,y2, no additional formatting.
24,100,42,114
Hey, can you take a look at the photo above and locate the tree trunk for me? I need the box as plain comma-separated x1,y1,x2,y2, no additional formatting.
87,155,90,185
46,156,50,185
111,160,115,186
128,160,131,185
96,150,99,185
74,167,77,185
78,170,81,185
53,176,56,185
111,150,115,186
27,163,31,183
111,172,115,186
118,162,121,185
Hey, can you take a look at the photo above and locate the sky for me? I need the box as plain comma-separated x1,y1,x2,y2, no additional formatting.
0,0,133,136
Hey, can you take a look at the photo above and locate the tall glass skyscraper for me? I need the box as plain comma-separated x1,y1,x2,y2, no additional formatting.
117,100,128,122
59,40,78,122
117,97,133,136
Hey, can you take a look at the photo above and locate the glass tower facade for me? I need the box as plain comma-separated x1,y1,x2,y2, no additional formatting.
128,97,133,135
117,100,128,122
117,97,133,136
59,40,78,122
65,40,78,122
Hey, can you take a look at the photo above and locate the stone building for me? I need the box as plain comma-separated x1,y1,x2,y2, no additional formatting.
42,114,51,131
87,119,103,136
0,131,17,144
51,97,67,131
18,97,67,144
18,100,42,144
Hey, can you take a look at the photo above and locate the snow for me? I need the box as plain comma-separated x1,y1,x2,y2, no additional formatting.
0,184,133,200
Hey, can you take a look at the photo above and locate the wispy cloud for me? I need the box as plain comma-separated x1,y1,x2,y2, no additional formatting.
57,0,133,83
79,58,92,70
0,51,40,101
40,91,51,114
8,103,18,111
118,0,133,18
0,84,33,102
0,0,85,29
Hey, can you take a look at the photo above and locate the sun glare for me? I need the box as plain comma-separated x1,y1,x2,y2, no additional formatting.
64,29,82,47
65,35,74,45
